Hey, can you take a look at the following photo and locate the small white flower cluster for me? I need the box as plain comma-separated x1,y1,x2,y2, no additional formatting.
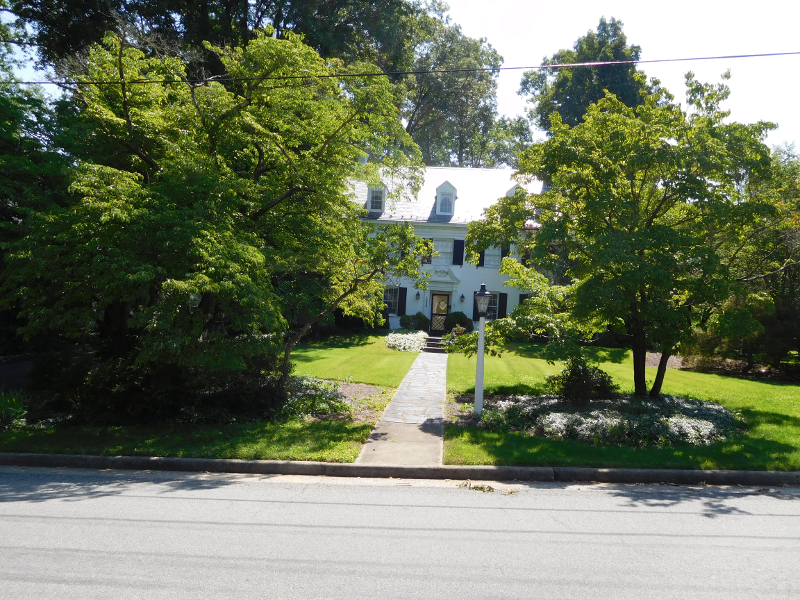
385,330,428,353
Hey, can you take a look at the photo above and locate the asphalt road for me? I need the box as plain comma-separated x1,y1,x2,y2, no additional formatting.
1,466,798,599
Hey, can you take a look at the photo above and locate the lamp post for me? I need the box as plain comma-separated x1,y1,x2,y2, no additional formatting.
473,283,491,416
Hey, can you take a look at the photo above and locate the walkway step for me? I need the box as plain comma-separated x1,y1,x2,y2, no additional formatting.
356,352,447,466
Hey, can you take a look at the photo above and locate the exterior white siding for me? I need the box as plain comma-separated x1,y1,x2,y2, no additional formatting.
352,167,542,330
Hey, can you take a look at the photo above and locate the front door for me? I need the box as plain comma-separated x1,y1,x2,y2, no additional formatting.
430,293,449,335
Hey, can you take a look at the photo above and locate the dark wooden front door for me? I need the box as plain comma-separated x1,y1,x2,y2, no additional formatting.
430,294,449,334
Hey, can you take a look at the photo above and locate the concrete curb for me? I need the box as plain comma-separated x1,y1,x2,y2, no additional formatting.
1,452,799,486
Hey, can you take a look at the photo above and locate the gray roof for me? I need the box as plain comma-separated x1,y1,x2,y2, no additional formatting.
351,167,542,224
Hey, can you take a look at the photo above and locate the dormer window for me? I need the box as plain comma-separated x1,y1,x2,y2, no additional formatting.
369,188,384,211
439,192,453,214
436,181,456,216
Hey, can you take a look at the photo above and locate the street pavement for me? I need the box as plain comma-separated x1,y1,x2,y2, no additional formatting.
1,466,799,599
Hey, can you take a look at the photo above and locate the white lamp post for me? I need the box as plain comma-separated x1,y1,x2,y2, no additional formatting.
474,283,491,416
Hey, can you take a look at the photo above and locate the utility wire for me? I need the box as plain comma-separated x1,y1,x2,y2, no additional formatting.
4,50,800,86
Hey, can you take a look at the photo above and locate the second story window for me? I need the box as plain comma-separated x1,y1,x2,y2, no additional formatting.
370,189,384,211
420,238,433,264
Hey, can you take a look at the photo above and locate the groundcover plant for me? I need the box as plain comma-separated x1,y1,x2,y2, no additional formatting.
480,394,739,448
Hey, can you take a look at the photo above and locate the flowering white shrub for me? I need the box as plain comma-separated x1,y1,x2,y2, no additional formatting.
385,330,428,352
480,394,739,448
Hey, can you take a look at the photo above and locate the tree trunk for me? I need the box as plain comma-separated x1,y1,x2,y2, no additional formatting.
631,324,648,396
104,300,131,357
281,270,381,379
649,350,671,398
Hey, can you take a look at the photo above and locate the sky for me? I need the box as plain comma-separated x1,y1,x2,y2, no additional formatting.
445,0,800,148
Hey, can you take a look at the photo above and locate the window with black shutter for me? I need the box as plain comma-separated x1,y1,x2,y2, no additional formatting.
477,250,485,267
452,240,464,265
498,293,508,319
501,245,510,259
397,287,407,316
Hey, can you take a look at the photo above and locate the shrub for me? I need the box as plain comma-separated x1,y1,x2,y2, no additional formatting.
283,377,351,418
544,356,619,402
385,330,428,352
399,311,431,331
444,311,474,333
0,390,26,430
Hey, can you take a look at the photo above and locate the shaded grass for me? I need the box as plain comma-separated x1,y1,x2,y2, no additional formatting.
445,343,800,471
292,333,418,387
0,420,373,463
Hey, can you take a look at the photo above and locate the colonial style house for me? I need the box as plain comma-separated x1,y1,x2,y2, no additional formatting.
351,167,542,334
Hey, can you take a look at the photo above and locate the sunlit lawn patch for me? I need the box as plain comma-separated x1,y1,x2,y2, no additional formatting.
292,333,418,387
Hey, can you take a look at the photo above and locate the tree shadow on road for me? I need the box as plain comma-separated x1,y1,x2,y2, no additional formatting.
598,482,800,519
0,466,252,504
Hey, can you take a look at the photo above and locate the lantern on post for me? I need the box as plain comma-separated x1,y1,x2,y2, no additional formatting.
473,283,491,415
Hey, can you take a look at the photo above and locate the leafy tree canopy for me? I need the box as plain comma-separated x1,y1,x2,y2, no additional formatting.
3,32,429,393
468,74,776,396
519,16,652,134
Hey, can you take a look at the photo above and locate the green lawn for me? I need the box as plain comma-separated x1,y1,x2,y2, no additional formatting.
0,334,414,462
446,343,800,471
0,420,373,462
292,333,418,387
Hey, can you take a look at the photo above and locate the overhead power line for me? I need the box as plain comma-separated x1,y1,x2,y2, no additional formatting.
5,50,800,86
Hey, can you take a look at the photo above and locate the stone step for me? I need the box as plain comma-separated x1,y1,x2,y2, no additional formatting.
423,346,446,354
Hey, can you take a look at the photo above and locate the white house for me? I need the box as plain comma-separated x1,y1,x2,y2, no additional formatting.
351,167,542,334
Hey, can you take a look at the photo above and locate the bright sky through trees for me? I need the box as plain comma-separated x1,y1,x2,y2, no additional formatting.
447,0,800,147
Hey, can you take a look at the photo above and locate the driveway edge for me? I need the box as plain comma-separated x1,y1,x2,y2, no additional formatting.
1,452,799,486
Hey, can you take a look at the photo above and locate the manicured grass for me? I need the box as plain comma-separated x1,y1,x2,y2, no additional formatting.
446,343,800,471
0,420,373,462
292,333,418,387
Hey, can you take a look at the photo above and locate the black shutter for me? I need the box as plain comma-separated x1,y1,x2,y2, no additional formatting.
501,245,510,259
498,293,508,319
472,291,479,321
519,293,529,305
397,287,407,316
452,240,464,265
478,250,485,267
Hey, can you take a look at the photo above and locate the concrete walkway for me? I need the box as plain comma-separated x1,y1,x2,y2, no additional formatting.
356,352,447,466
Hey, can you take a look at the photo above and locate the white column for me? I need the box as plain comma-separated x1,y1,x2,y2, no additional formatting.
475,315,486,416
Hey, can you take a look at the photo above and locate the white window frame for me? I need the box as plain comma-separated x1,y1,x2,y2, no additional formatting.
486,292,499,321
383,286,399,315
369,188,384,212
435,181,456,216
438,191,453,215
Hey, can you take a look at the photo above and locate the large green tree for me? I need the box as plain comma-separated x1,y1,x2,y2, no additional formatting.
12,1,518,166
686,145,800,370
468,75,775,396
519,17,651,134
3,32,428,395
10,0,427,72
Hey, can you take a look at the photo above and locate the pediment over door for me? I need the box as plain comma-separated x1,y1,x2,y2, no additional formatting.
426,267,460,292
